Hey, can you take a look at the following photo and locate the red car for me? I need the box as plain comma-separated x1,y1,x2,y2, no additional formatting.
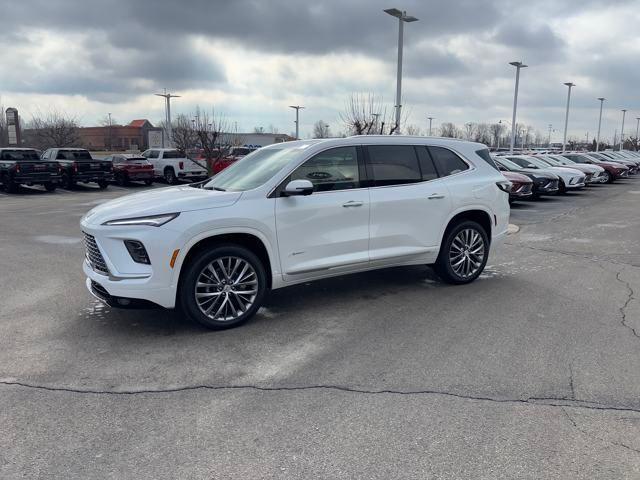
562,153,629,183
107,154,154,186
212,147,256,174
502,171,533,203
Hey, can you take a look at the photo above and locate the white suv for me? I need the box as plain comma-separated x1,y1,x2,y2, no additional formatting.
140,148,208,184
81,136,510,329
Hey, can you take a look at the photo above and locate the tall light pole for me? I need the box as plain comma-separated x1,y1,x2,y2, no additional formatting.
561,82,575,153
384,8,418,135
635,117,640,151
509,61,527,154
595,97,605,152
155,89,180,146
427,116,434,136
548,124,553,147
289,105,304,140
107,112,112,151
620,109,627,151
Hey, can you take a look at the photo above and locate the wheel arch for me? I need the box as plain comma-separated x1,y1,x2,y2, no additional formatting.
441,209,493,246
176,230,275,292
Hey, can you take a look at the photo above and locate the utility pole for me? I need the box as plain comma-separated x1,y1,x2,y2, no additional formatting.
289,105,304,140
509,61,527,154
548,124,553,147
562,82,575,153
384,8,418,135
155,89,180,147
595,97,605,152
427,116,434,136
620,109,627,151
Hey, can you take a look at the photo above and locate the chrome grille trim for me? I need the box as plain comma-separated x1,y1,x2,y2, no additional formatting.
83,232,110,275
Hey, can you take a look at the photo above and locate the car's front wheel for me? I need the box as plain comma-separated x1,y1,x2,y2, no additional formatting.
179,245,267,329
434,220,489,284
603,171,614,184
164,167,178,184
44,182,56,192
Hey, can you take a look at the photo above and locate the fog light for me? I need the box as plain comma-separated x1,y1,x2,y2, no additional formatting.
124,240,150,264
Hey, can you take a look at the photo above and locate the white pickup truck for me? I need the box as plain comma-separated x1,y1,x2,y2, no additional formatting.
140,148,208,184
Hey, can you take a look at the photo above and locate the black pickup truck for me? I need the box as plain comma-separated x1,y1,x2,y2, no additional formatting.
0,148,61,193
41,148,113,189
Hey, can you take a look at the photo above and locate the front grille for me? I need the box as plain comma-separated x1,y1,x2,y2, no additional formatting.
544,180,559,190
621,170,629,177
83,232,109,275
520,184,532,194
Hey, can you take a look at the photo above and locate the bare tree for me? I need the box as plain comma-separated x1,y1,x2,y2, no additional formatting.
267,124,279,134
0,102,7,147
193,106,234,173
405,124,422,136
463,123,476,140
169,114,197,155
489,123,504,148
473,123,492,146
253,126,265,134
439,122,460,138
25,110,81,150
313,120,331,138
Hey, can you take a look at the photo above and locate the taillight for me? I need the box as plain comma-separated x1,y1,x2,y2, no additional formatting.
73,162,78,173
179,161,184,170
15,164,21,173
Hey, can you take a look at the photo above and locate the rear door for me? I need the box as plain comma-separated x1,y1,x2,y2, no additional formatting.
275,146,370,280
366,144,452,264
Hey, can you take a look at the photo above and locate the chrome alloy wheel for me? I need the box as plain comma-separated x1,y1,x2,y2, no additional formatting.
194,256,259,322
449,228,486,279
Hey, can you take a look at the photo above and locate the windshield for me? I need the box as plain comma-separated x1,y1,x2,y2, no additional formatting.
494,157,522,170
203,147,302,192
1,149,40,160
57,150,92,160
507,156,540,169
535,156,556,166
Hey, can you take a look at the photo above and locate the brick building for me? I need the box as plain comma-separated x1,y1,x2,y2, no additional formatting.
78,119,154,151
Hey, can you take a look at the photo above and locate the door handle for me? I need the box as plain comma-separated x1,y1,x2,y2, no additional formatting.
342,201,364,207
428,194,445,200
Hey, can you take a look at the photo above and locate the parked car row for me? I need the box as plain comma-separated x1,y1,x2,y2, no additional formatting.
0,147,209,193
491,149,640,203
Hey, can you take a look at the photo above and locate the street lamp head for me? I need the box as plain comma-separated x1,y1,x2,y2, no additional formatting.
509,61,527,68
564,82,575,87
384,8,418,21
597,97,606,101
621,109,628,112
289,105,304,110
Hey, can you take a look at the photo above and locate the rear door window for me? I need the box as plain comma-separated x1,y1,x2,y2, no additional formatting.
366,145,422,186
428,147,470,177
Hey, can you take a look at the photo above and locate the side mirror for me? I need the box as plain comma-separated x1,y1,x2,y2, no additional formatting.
283,179,314,196
527,164,538,169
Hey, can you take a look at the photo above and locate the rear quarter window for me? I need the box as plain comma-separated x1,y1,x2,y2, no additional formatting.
475,148,500,171
428,146,469,177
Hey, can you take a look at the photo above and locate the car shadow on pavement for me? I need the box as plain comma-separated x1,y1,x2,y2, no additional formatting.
75,265,447,335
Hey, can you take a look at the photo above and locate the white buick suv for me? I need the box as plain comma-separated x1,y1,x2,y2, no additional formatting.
81,136,510,329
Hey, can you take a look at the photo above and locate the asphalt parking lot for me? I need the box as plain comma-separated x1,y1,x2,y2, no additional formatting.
1,179,640,479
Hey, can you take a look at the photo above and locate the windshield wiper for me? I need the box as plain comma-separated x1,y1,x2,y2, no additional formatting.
212,186,226,191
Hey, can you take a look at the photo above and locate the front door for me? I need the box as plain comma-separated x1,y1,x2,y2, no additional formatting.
275,146,370,281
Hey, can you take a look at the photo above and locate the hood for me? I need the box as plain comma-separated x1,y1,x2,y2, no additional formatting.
548,166,585,176
516,168,559,180
596,160,629,169
81,185,242,226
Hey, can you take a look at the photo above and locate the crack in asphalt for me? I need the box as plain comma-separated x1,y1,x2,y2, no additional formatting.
561,407,640,455
3,379,640,416
616,271,639,339
505,242,640,268
567,362,575,401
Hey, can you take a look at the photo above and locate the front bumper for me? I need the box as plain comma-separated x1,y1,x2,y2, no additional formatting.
533,179,559,195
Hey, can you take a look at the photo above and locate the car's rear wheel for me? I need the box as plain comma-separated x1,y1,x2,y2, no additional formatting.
164,167,178,184
434,220,488,284
44,182,56,192
144,179,153,186
97,180,109,189
60,172,74,189
115,173,128,186
3,177,18,193
179,245,267,329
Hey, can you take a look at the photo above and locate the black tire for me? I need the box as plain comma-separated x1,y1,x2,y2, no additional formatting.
434,220,489,285
3,177,18,193
164,167,178,185
60,172,75,189
97,180,109,189
144,179,154,186
116,173,128,186
44,182,56,192
179,245,267,330
603,171,614,184
558,179,567,194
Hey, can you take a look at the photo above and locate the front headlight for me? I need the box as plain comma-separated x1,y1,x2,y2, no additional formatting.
102,212,179,227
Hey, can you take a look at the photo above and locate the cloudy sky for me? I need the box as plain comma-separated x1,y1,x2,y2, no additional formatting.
2,0,639,141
